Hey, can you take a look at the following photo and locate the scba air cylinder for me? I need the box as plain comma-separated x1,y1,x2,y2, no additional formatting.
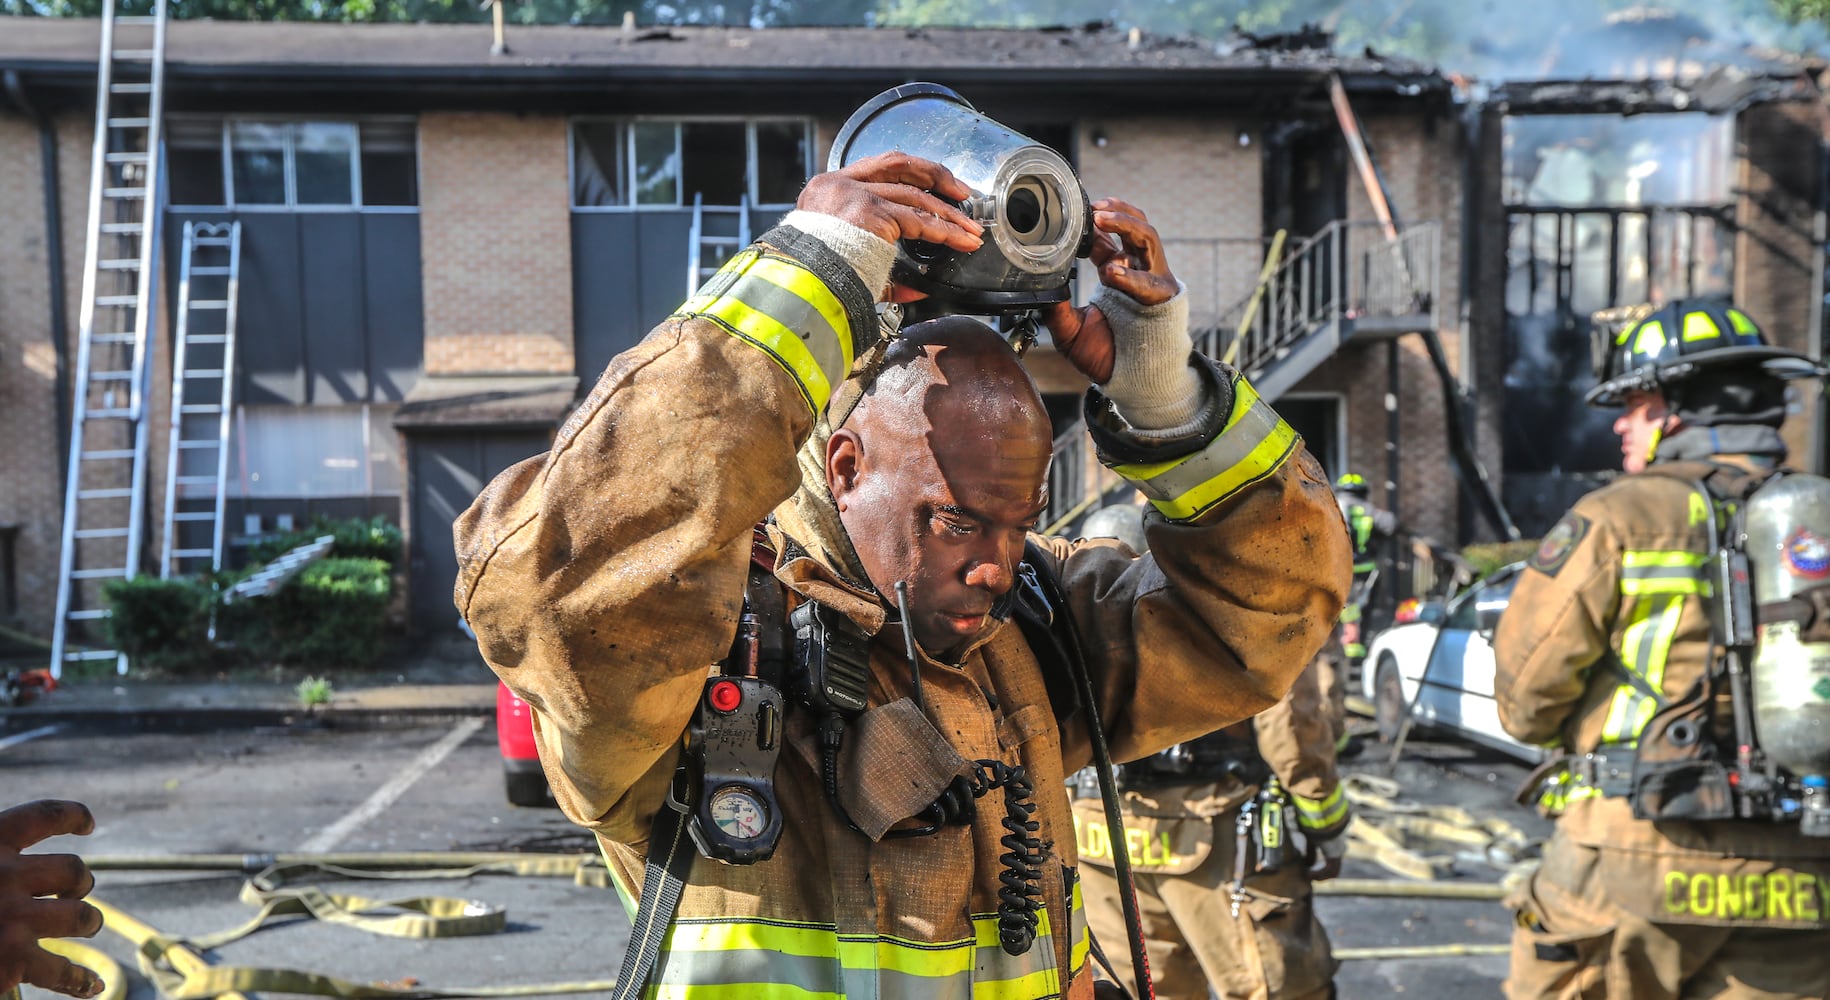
1745,472,1830,833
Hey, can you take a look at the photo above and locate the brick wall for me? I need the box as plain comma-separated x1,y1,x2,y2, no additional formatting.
1735,100,1825,471
419,113,574,376
1075,115,1262,323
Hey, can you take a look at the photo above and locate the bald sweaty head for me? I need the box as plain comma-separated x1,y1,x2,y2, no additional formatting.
825,316,1053,661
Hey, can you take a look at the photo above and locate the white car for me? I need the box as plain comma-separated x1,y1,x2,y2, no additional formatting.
1360,563,1549,764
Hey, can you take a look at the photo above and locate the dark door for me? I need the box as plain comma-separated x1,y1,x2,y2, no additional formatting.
1275,395,1342,480
406,430,552,635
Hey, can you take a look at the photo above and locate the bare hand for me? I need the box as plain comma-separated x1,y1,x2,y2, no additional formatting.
0,801,104,998
796,152,984,256
1043,198,1179,384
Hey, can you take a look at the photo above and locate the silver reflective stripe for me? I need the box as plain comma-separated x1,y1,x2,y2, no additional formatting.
1124,394,1284,504
719,272,848,393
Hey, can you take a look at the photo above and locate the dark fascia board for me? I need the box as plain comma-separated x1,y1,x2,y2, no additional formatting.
4,62,1450,118
1490,72,1820,117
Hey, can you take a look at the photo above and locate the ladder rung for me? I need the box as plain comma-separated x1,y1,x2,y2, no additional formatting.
74,527,130,539
110,83,153,94
72,568,128,580
77,488,134,499
188,300,229,310
101,223,145,235
89,371,133,382
85,407,132,419
192,238,235,247
94,334,138,345
67,609,113,621
103,187,147,199
97,295,141,307
173,512,217,522
80,449,135,461
188,267,232,276
107,117,152,128
114,15,160,24
172,548,214,558
186,335,226,345
176,440,221,450
63,648,120,661
113,48,159,60
179,404,221,415
700,236,744,246
180,369,225,378
104,152,150,164
173,475,217,486
99,259,141,270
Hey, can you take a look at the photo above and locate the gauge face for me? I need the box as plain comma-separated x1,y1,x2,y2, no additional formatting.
708,785,769,840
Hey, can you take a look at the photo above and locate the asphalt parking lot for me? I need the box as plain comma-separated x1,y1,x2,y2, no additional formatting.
0,715,1549,999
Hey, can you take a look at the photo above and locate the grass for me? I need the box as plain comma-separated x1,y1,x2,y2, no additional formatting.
295,675,334,707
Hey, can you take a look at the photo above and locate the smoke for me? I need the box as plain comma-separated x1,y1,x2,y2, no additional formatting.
872,0,1830,79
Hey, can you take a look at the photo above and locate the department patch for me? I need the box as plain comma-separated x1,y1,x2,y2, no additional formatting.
1783,528,1830,581
1528,512,1591,578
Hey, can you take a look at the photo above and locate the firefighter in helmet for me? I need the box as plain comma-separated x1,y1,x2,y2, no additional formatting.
1318,472,1394,751
1494,299,1830,998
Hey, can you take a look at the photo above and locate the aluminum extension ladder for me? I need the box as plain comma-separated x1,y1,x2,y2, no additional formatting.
686,192,751,298
49,0,169,677
159,221,241,580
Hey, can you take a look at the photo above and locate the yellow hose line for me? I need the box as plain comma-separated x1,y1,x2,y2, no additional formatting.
90,898,254,1000
1335,942,1511,961
1315,878,1507,900
85,852,545,873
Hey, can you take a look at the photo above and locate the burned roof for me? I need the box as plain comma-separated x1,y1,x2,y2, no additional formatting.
0,17,1447,114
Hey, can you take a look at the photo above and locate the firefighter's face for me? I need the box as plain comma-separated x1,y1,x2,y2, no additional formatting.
1614,389,1672,474
828,320,1051,661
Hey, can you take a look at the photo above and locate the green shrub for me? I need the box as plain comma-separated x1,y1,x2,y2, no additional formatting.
248,515,402,567
223,557,393,669
100,575,219,675
1461,539,1542,580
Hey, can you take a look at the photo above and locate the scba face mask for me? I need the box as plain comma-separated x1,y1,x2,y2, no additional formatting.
829,83,1094,314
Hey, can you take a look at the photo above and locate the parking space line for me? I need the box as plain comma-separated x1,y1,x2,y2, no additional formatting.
298,717,485,853
0,724,67,751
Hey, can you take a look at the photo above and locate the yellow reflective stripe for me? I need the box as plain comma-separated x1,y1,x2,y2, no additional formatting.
1293,785,1349,830
1602,594,1685,746
672,250,854,414
1683,311,1723,342
1727,308,1760,339
654,912,1063,999
1068,877,1089,972
1621,550,1711,596
1110,377,1299,522
1622,551,1709,570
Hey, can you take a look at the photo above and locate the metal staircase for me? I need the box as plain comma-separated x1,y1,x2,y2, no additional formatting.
160,221,242,580
50,0,169,676
687,192,751,297
1042,221,1441,533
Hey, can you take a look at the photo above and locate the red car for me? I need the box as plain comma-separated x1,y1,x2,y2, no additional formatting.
496,682,552,807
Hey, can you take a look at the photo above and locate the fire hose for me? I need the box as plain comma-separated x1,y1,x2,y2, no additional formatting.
22,847,1529,1000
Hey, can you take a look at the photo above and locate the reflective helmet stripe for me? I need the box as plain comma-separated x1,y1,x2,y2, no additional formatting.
673,249,856,414
1111,376,1299,522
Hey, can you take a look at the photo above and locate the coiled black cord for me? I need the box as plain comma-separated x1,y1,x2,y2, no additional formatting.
973,758,1041,956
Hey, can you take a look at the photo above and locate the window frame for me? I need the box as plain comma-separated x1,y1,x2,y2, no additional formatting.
165,114,421,214
569,115,815,212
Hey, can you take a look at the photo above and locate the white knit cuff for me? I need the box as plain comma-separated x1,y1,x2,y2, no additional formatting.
1092,282,1202,430
780,210,898,303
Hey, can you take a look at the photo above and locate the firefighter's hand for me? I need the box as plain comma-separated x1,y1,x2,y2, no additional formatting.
797,151,984,292
0,800,105,999
1307,833,1347,882
1043,199,1179,384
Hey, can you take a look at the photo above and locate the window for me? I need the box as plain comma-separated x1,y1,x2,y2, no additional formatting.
167,118,418,209
235,405,402,499
572,119,812,208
